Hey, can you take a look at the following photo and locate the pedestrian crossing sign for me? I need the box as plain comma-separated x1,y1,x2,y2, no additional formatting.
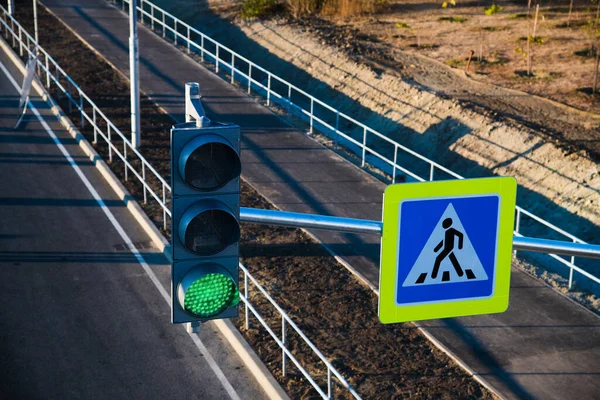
378,177,517,324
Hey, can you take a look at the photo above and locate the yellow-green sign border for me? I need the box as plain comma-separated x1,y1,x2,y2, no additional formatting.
378,177,517,324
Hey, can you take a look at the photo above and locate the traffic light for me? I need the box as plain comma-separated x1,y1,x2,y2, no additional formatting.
171,83,241,325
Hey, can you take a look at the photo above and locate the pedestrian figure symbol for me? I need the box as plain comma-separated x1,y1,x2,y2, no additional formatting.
433,218,464,280
403,203,488,287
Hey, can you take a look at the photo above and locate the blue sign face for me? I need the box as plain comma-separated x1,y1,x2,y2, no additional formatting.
395,195,500,306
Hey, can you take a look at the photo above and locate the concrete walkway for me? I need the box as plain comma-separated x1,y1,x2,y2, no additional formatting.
39,0,600,398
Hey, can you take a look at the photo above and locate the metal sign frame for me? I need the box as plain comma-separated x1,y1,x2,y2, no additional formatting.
378,177,517,324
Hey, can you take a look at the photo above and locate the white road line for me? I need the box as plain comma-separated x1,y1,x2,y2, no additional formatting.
0,60,242,400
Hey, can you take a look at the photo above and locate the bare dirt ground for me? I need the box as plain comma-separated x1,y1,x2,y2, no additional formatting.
335,0,600,114
208,0,600,161
9,4,494,398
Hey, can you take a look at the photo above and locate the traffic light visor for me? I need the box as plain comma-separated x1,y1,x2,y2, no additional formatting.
179,200,240,256
178,265,239,318
179,134,241,191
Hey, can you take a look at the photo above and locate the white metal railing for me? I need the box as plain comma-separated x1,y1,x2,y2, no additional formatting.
240,263,362,399
116,0,594,290
0,5,172,231
0,8,360,398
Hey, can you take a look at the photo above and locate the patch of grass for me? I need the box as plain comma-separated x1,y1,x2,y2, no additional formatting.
241,0,278,19
507,13,530,19
395,22,410,28
514,46,527,57
479,25,509,32
437,16,467,23
518,35,546,45
446,58,466,68
446,54,507,68
485,4,504,15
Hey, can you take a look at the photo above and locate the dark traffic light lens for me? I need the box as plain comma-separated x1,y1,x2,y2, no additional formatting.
184,209,240,255
183,272,239,318
185,142,241,191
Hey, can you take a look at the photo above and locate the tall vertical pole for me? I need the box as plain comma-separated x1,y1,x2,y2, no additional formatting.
8,0,13,14
129,0,141,148
33,0,38,45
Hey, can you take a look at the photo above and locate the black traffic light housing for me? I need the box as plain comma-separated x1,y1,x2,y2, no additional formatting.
171,83,241,325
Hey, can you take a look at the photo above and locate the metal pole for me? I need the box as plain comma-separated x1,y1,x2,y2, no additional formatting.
7,0,13,15
239,207,600,259
240,207,382,235
129,0,141,148
32,0,38,45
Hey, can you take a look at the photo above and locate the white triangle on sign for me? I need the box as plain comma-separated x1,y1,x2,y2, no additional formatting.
402,203,488,287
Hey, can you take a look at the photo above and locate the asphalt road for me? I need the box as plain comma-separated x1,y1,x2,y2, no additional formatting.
0,47,267,399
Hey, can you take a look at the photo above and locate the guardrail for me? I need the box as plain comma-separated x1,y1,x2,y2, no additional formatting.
0,7,361,398
116,0,594,290
240,263,361,399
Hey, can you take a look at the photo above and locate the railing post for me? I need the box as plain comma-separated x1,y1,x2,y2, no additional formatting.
216,45,220,73
429,164,435,181
11,19,15,48
327,367,333,399
151,5,154,30
287,85,292,114
45,55,50,88
568,266,574,290
361,127,367,167
142,163,147,203
392,145,398,184
281,316,287,377
309,98,314,133
173,20,177,45
124,141,128,181
162,12,165,38
267,74,271,106
66,81,72,114
247,64,252,94
18,26,22,56
55,65,60,100
80,95,84,129
334,111,339,150
187,26,190,54
568,239,576,290
162,183,167,231
514,209,521,256
231,54,235,84
244,271,249,330
200,34,204,60
93,108,97,144
108,124,113,163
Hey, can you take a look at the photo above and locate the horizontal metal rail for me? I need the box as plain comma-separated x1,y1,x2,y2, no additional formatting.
240,207,382,235
112,0,598,291
240,208,600,262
